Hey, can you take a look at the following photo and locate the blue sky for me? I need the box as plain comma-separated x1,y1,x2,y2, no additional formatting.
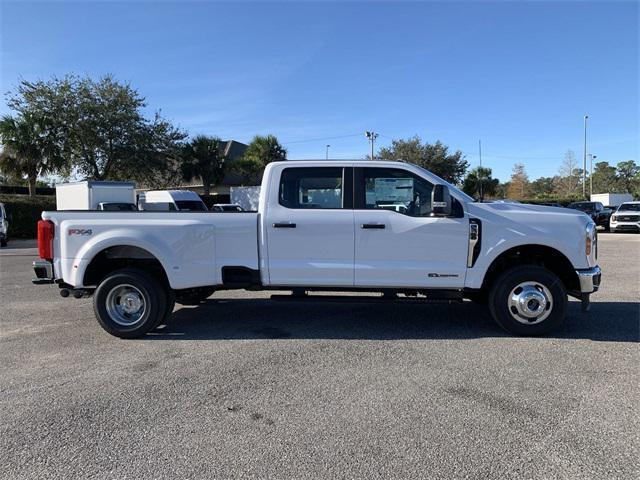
1,0,638,181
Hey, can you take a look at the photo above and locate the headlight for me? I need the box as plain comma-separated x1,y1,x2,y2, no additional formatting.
611,215,617,222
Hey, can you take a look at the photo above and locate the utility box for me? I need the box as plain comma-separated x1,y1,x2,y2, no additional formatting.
56,181,136,210
590,193,633,207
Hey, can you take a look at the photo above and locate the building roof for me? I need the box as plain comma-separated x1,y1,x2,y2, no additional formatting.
222,140,248,161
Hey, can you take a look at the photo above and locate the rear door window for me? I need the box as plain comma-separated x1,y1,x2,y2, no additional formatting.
279,167,345,209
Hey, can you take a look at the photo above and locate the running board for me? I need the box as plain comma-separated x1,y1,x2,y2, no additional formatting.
270,294,463,304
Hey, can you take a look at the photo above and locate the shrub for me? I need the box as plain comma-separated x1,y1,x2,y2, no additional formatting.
0,194,56,239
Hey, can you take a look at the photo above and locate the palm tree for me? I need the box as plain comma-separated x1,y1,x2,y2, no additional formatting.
462,167,499,201
244,134,287,166
0,114,51,195
181,136,226,196
233,134,287,184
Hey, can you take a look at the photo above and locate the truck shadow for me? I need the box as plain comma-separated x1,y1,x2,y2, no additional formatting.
145,298,640,343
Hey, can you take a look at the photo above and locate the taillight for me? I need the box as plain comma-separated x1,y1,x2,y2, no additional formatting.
37,220,55,260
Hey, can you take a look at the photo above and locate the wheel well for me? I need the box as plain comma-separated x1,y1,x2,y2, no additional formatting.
481,245,579,294
83,245,169,288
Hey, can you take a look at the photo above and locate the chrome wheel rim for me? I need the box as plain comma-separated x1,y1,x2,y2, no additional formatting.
507,281,553,325
106,284,147,326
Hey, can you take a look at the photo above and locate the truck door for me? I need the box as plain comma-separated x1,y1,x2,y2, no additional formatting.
265,166,355,287
353,167,468,288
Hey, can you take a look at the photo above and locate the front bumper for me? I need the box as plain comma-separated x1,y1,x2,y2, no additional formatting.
33,260,55,284
611,222,640,232
576,265,601,294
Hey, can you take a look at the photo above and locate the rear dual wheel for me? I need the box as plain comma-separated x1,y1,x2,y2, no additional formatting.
93,268,173,339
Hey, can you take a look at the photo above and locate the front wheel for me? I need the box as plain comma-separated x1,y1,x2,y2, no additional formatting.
93,268,167,338
488,265,567,336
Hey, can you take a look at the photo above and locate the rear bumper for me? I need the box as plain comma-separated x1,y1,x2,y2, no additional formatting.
576,265,601,294
33,260,55,284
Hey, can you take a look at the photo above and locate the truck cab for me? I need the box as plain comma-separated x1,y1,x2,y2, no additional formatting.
32,160,601,339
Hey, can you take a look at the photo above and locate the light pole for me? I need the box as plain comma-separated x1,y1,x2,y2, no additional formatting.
326,144,330,160
583,115,588,199
478,140,483,201
589,154,597,197
365,131,378,160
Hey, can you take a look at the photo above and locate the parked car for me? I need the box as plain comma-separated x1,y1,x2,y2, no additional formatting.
97,202,138,211
138,190,207,212
610,201,640,233
0,202,9,247
567,201,612,230
33,160,601,338
211,204,244,213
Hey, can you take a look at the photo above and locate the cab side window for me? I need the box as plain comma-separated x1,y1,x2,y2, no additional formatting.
362,168,434,217
279,167,344,209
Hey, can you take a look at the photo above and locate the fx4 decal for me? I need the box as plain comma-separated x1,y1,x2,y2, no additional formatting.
68,228,93,236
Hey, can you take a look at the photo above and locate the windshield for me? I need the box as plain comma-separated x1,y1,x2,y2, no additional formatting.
617,203,640,212
175,200,207,211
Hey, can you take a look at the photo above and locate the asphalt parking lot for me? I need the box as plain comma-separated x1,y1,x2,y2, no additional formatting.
1,234,638,479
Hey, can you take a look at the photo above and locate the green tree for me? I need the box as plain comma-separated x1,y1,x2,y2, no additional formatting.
590,161,619,194
462,167,499,201
181,136,226,195
616,160,639,194
0,114,61,195
6,75,186,183
234,134,287,182
530,176,555,198
377,136,468,184
244,134,287,165
506,163,531,199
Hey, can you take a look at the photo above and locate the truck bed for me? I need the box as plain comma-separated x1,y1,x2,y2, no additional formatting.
41,211,260,289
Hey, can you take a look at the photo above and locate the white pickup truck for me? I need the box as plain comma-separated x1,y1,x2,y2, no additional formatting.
33,160,601,338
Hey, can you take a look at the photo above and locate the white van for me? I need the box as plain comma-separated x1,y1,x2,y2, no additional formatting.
137,190,207,212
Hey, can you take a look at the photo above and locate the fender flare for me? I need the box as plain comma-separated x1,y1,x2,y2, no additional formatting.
73,230,178,287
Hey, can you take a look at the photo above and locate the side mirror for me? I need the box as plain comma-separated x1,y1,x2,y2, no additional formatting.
431,184,452,217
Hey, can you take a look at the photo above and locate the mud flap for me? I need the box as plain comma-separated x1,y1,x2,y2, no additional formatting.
580,293,591,313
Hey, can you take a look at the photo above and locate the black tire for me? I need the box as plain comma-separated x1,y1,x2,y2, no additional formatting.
0,238,7,248
175,286,216,306
155,287,175,329
93,268,167,339
488,265,567,336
